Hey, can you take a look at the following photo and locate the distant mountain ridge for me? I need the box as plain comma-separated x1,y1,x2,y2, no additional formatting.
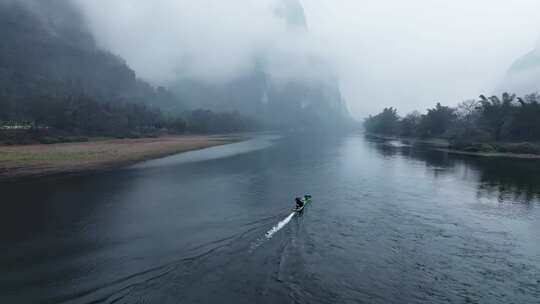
0,0,183,113
274,0,308,28
0,0,350,129
499,45,540,95
171,0,351,129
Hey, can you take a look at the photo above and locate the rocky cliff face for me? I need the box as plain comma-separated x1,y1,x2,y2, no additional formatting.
172,0,350,129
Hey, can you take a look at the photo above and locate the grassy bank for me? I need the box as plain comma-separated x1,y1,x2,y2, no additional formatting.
443,142,540,159
0,135,242,181
366,133,540,159
365,134,450,147
448,142,540,154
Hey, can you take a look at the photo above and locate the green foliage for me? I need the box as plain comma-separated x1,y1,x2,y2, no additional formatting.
418,103,457,137
170,117,187,134
364,107,399,135
399,111,421,137
510,94,540,140
0,95,259,145
0,0,185,117
364,92,540,146
477,93,516,140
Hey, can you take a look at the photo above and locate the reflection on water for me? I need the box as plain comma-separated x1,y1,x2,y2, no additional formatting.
1,134,539,304
368,136,540,204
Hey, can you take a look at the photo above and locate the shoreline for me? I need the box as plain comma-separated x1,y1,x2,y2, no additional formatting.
365,133,540,160
435,148,540,159
0,135,244,182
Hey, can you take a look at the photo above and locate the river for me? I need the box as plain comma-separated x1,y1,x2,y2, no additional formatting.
1,134,539,304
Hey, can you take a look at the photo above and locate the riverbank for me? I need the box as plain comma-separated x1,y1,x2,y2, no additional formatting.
366,133,540,159
0,135,243,182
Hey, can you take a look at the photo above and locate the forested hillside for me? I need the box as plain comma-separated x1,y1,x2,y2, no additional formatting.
171,0,351,130
0,0,183,111
0,0,351,143
0,0,261,143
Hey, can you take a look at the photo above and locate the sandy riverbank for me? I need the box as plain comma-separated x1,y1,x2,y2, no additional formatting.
0,135,243,182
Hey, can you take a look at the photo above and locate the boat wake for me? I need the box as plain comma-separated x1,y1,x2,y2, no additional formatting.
249,212,296,253
265,212,295,239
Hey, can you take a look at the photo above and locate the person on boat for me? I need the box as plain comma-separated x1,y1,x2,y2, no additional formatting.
295,197,304,209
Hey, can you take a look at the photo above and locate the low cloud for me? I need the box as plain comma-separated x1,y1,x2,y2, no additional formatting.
303,0,540,117
73,0,540,117
73,0,332,86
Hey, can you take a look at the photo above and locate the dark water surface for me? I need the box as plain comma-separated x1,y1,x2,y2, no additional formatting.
1,135,539,304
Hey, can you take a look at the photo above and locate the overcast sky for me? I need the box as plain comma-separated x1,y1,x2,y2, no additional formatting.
75,0,540,118
302,0,540,117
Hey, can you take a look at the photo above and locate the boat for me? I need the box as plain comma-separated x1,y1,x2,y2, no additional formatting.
293,195,312,212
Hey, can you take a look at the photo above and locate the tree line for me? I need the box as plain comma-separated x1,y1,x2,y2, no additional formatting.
0,1,261,145
364,92,540,151
0,95,260,144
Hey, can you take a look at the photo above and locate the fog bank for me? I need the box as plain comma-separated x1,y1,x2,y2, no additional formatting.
303,0,540,117
73,0,540,118
74,0,332,86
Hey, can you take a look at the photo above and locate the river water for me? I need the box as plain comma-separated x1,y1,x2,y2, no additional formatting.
1,134,539,304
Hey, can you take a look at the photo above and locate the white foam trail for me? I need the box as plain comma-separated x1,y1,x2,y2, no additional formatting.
249,212,296,253
265,212,295,239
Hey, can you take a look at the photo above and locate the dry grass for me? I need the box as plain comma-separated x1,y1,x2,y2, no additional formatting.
0,135,241,181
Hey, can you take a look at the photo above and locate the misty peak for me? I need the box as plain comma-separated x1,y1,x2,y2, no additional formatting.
274,0,307,29
498,40,540,95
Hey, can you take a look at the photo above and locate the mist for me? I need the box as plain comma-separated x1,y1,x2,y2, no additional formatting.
303,0,540,117
72,0,540,118
73,0,333,85
4,1,540,302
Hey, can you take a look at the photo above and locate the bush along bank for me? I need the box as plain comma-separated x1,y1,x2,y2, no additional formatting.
364,92,540,155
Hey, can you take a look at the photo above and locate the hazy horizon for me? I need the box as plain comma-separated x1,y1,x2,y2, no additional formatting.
71,0,540,118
